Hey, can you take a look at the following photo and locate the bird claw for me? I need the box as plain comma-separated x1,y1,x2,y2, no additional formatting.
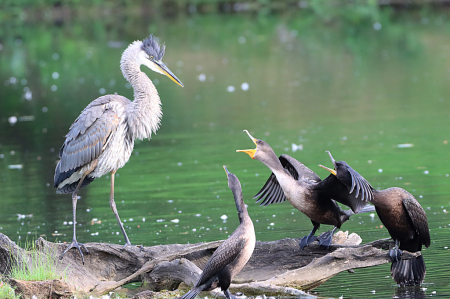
121,242,132,250
299,235,318,250
318,231,333,250
59,239,89,264
389,248,403,262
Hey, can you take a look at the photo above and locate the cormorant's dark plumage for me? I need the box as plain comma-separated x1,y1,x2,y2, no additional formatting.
180,166,255,299
320,154,431,286
237,131,374,250
372,188,430,285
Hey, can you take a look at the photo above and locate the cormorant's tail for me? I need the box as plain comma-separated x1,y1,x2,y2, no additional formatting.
391,255,426,286
179,288,201,299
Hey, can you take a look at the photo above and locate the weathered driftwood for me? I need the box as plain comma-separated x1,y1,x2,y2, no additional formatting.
8,279,73,299
0,232,420,298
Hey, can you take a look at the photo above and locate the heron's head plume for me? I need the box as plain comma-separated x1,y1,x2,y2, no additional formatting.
141,34,166,60
137,34,183,87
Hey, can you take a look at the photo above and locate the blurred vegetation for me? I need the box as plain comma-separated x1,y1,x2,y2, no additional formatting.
0,0,418,25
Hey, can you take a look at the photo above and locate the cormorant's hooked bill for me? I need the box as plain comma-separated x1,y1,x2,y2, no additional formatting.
319,151,338,175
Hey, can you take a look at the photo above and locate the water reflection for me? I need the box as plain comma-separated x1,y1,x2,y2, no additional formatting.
1,6,450,299
393,286,427,299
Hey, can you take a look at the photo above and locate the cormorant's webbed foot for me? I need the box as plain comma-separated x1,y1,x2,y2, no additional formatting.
318,230,334,250
59,239,89,264
299,234,318,250
389,247,403,262
224,289,236,299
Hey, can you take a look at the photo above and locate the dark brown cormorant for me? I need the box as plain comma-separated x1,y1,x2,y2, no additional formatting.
236,130,374,249
320,152,431,286
180,166,255,299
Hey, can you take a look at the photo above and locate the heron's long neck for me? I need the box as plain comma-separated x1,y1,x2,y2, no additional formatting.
121,41,162,140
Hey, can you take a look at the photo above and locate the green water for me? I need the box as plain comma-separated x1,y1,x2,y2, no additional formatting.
1,7,450,299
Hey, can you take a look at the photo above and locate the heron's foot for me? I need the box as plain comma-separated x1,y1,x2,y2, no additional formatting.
59,239,89,264
121,241,133,250
389,247,403,262
318,230,334,250
299,234,318,250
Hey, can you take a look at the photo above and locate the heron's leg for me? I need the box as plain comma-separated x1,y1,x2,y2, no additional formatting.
299,221,320,250
60,174,90,264
109,170,132,248
224,289,236,299
318,226,338,250
389,239,402,262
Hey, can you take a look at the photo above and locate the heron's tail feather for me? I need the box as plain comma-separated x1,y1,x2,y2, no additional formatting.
56,176,95,194
179,288,201,299
54,162,95,194
391,255,426,286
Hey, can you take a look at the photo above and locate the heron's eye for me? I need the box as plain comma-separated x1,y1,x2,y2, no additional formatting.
149,55,154,60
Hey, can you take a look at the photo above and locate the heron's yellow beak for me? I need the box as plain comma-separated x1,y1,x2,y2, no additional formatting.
319,164,337,176
155,61,184,87
236,130,257,159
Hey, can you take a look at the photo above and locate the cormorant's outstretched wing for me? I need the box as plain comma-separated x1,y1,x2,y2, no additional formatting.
254,154,320,206
280,154,321,182
328,161,374,213
346,165,374,203
402,196,431,249
195,234,246,287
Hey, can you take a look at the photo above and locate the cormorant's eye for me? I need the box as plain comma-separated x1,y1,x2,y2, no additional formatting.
149,55,154,60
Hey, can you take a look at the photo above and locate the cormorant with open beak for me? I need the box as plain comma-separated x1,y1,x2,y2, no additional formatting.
321,153,430,286
180,166,255,299
237,130,374,250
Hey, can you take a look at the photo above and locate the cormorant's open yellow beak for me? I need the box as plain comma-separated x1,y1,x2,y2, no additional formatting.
155,61,184,87
319,164,337,176
236,130,257,159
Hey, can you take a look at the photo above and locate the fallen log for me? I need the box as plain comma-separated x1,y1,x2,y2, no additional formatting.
0,232,420,298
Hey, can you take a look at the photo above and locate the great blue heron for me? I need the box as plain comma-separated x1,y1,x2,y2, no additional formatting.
237,130,374,250
321,156,430,286
179,166,255,299
54,34,183,263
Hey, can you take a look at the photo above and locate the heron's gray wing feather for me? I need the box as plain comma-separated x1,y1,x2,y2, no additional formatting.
196,232,246,287
402,196,431,248
59,99,122,172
